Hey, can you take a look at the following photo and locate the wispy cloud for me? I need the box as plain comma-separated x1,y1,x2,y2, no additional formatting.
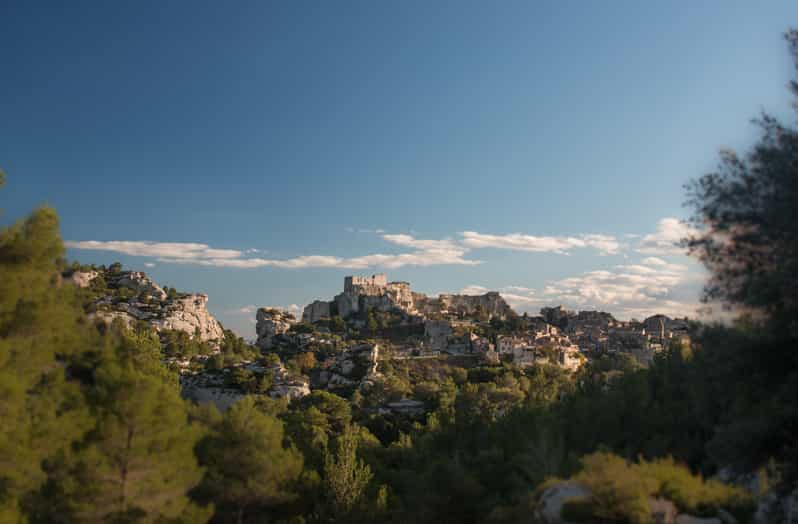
65,240,243,260
460,231,622,255
66,234,480,270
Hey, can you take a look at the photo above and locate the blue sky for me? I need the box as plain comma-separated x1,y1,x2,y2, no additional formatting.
2,1,797,336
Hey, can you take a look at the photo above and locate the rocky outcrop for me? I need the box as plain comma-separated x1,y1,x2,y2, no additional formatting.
256,308,296,350
313,343,379,390
109,271,167,300
151,294,224,341
181,360,310,411
302,300,331,323
438,291,513,319
269,363,311,400
69,270,98,288
86,268,224,341
181,378,245,412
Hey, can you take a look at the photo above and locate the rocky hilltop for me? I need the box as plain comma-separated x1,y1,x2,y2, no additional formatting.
255,307,297,349
302,273,513,323
67,267,224,341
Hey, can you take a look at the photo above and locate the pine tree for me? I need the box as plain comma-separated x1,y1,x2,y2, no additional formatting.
0,207,95,519
323,427,373,519
50,359,209,523
196,397,303,523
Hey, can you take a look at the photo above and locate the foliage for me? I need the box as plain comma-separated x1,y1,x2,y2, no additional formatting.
685,29,798,334
195,397,303,523
323,428,373,518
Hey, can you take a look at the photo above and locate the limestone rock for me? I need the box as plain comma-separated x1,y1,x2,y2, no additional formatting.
256,308,296,349
302,300,331,323
437,291,513,319
151,294,224,341
269,382,311,400
69,270,98,288
90,310,136,328
111,271,167,301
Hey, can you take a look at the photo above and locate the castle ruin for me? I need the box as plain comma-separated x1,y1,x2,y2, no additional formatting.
302,274,512,323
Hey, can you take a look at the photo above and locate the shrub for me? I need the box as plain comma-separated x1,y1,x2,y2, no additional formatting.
574,452,652,524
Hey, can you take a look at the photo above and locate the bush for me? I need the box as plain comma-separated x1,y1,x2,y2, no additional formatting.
574,453,655,524
635,457,754,519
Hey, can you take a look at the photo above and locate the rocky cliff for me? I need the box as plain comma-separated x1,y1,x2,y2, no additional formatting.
256,308,296,349
72,268,225,342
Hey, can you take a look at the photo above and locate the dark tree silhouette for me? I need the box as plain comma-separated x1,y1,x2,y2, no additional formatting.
685,30,798,334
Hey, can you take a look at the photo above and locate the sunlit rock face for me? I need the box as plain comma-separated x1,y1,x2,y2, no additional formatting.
110,271,168,301
82,268,224,342
151,293,224,341
69,270,98,288
255,308,296,349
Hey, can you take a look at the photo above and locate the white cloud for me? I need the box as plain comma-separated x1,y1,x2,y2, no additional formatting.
65,240,243,260
382,233,459,251
503,285,536,294
67,234,480,270
238,305,256,314
467,256,703,320
636,218,697,256
460,231,621,255
460,285,489,295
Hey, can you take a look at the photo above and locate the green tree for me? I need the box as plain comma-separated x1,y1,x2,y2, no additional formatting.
51,361,209,523
0,207,95,519
330,315,346,333
685,29,798,333
323,427,373,519
196,396,303,524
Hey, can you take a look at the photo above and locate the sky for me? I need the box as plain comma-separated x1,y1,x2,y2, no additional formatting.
2,1,797,337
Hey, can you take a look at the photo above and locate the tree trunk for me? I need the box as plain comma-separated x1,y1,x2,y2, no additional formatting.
119,426,135,512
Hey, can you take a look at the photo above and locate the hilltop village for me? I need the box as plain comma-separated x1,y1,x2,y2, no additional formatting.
66,266,692,413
